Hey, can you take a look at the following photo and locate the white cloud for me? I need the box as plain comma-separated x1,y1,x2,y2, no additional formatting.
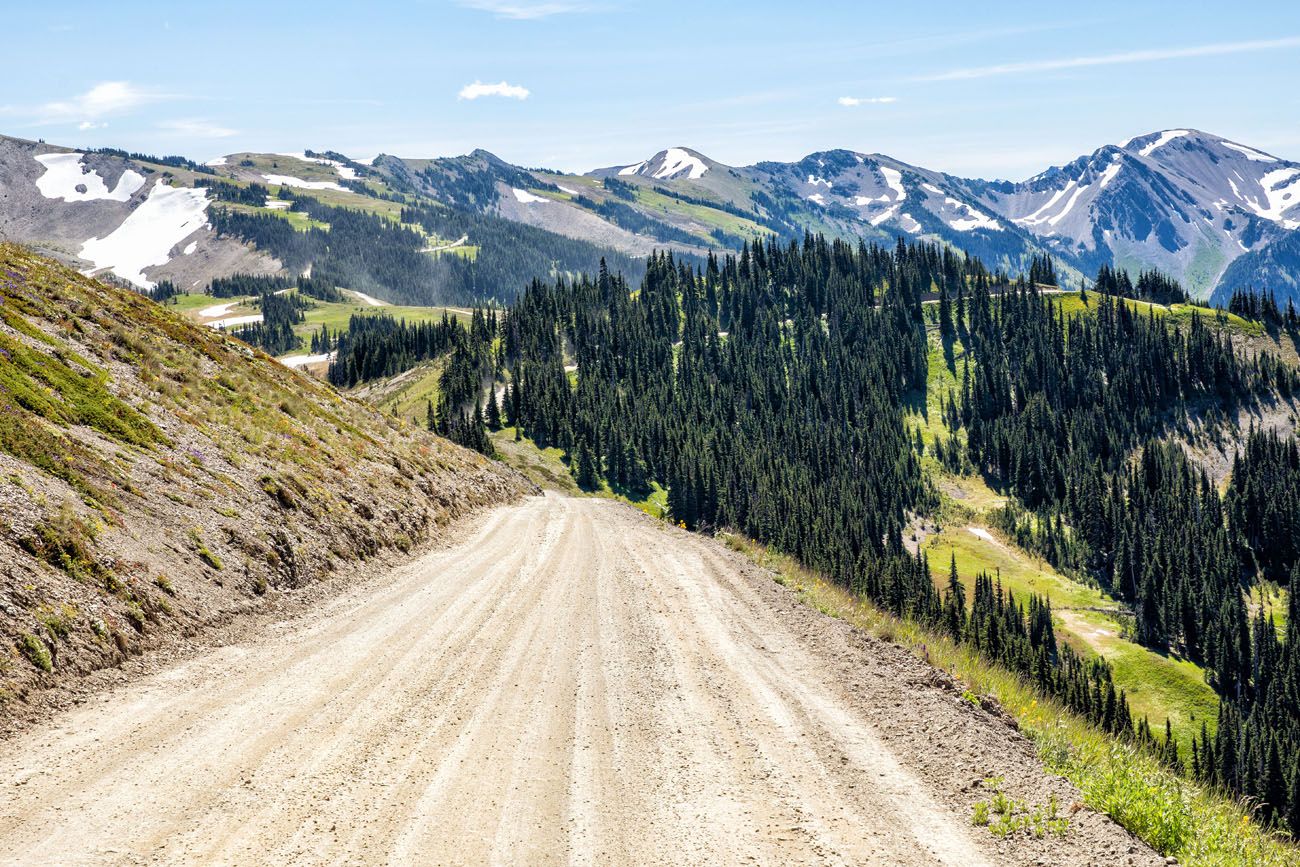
37,81,164,125
458,80,531,101
157,119,238,139
920,36,1300,81
838,96,898,107
458,0,588,19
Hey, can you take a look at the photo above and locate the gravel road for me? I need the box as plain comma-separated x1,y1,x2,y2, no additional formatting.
0,495,1160,866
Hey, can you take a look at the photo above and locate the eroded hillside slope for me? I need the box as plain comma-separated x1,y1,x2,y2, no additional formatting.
0,244,531,716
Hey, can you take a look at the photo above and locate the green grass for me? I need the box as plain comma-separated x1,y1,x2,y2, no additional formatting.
490,427,582,494
163,293,233,314
1052,290,1263,338
291,299,468,348
171,293,468,358
356,359,447,425
217,201,330,232
633,186,771,240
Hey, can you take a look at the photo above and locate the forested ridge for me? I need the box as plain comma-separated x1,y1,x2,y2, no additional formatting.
207,193,646,306
937,271,1300,828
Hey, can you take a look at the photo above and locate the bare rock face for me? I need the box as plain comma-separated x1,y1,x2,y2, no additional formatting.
0,244,533,716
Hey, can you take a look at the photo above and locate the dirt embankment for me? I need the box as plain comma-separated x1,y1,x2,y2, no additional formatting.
0,245,532,724
0,494,1161,866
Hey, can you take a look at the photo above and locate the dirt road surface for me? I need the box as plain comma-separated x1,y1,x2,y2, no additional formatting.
0,495,1159,865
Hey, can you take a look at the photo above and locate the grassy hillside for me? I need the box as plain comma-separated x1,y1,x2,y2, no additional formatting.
0,244,530,715
909,299,1272,750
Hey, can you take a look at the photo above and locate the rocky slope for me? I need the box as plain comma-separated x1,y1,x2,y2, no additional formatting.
0,244,532,716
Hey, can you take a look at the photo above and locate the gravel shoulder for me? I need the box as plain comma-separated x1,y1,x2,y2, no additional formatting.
0,495,1162,865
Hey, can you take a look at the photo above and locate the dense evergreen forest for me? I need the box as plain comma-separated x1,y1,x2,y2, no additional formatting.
933,270,1300,831
226,291,307,355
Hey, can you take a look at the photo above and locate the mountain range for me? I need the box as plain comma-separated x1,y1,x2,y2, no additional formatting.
2,128,1298,303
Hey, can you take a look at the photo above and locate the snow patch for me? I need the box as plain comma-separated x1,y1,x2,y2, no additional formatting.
1137,129,1189,158
898,212,922,234
1097,160,1122,190
807,174,833,189
206,156,228,167
879,166,906,202
79,183,210,290
1244,167,1300,227
198,300,240,319
1047,183,1088,226
511,187,550,204
618,161,646,177
207,314,263,330
944,198,1001,232
920,183,944,195
558,185,580,195
183,241,198,255
869,205,900,226
653,148,709,181
264,199,290,210
1015,181,1076,226
34,152,145,203
1221,141,1276,163
807,193,827,206
967,526,996,544
262,174,346,192
280,351,335,368
349,289,389,307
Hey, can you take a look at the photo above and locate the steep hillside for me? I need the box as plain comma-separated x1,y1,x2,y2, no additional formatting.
0,244,531,715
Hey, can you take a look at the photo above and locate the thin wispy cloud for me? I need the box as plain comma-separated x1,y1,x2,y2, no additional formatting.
32,81,169,126
157,118,238,138
458,80,531,100
919,36,1300,81
838,96,897,107
457,0,590,19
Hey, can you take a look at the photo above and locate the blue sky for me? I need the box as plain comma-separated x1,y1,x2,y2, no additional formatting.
3,1,1298,180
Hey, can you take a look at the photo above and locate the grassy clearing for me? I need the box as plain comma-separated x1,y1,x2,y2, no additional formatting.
354,359,447,426
927,522,1220,745
490,427,581,494
171,293,465,358
721,533,1297,866
290,298,464,346
633,186,771,240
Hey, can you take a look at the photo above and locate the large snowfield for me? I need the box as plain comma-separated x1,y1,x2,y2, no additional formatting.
262,174,347,192
79,183,210,289
34,152,145,203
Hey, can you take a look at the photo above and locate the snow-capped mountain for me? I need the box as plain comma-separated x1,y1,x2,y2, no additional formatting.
593,147,715,182
962,130,1300,296
4,128,1300,302
738,149,1039,270
573,130,1300,299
